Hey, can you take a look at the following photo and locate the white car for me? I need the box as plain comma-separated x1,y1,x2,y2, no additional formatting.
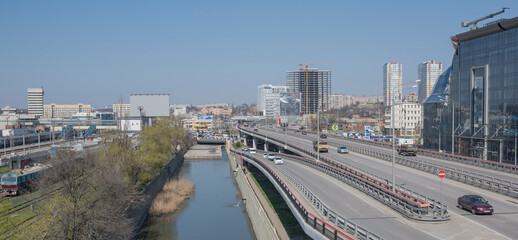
263,153,268,158
274,157,283,165
249,148,256,154
267,153,275,160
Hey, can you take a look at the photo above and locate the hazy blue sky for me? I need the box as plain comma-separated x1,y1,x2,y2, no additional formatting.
1,1,517,108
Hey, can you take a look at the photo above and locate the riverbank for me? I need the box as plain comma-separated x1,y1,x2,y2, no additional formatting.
149,179,194,216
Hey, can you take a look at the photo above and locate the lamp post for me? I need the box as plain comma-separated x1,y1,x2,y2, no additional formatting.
390,80,419,192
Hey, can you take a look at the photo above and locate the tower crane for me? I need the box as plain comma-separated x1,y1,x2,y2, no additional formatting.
297,61,334,119
461,8,509,30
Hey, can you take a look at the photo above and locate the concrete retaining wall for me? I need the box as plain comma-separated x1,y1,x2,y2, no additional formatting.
225,144,281,240
128,146,189,238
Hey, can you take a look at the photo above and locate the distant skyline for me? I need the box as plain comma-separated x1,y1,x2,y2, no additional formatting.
1,1,517,108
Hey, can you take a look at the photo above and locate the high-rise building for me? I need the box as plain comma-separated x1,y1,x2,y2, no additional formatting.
418,60,442,102
423,16,518,164
113,103,131,118
383,61,402,106
27,88,44,117
44,103,92,119
257,84,290,118
286,68,331,114
404,92,418,103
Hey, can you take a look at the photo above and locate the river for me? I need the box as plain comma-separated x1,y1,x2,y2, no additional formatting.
137,149,255,240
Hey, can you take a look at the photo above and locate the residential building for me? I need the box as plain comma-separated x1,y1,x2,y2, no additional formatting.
423,16,518,164
418,60,442,102
27,88,44,117
257,84,290,118
44,103,92,119
330,94,383,109
404,92,418,103
286,68,331,113
113,103,130,118
385,102,422,137
383,61,402,107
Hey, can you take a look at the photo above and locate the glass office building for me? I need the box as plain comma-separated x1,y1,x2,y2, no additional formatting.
423,17,518,164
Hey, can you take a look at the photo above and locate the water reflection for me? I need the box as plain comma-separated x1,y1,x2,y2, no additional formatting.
138,150,254,240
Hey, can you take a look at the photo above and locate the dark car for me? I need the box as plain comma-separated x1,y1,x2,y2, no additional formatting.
337,146,349,154
320,133,327,139
301,131,307,135
457,195,493,214
254,129,259,132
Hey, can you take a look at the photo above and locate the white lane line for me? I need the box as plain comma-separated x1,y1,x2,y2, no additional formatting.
449,211,512,240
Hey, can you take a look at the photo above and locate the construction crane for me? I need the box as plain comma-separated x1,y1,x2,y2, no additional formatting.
461,8,509,30
298,61,334,118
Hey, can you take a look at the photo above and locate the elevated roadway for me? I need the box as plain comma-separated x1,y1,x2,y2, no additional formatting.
242,127,518,239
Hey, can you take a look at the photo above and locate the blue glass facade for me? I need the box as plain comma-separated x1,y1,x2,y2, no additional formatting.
424,18,518,164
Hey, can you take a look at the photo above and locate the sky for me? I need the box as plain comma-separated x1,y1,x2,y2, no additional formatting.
1,0,518,109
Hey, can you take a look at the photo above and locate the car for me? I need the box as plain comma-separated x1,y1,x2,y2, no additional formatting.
242,148,249,152
254,129,259,132
301,131,307,135
337,146,349,154
457,195,494,214
249,148,256,154
267,153,275,160
295,130,300,133
274,157,283,165
263,153,268,158
320,133,327,139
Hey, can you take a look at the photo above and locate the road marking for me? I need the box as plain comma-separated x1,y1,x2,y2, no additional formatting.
449,211,512,240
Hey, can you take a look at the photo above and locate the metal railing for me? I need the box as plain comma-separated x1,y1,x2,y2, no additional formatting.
230,149,356,240
262,127,518,199
240,127,450,222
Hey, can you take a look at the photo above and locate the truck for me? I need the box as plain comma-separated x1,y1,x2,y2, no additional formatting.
313,140,329,152
397,144,418,156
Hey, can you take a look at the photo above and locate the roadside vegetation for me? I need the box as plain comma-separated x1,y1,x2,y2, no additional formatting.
149,179,194,216
0,117,190,239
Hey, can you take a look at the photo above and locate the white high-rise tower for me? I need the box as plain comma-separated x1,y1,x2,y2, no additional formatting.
27,88,44,117
418,60,442,103
383,61,402,106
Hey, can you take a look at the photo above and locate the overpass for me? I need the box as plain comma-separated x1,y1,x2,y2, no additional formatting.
239,126,518,239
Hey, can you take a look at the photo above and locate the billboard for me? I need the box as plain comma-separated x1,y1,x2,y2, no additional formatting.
197,115,213,120
280,93,301,116
130,94,170,117
327,124,344,132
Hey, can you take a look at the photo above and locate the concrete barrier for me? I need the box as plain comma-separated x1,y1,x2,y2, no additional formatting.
225,143,282,240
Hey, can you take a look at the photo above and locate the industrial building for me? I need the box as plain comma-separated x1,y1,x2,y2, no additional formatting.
286,68,331,114
423,13,518,164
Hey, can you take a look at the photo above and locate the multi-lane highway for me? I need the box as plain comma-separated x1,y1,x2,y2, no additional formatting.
243,127,518,239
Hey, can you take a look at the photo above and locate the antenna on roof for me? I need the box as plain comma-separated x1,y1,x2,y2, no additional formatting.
462,8,509,30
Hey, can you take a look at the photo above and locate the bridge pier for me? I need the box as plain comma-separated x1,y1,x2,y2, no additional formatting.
264,142,268,151
252,138,257,150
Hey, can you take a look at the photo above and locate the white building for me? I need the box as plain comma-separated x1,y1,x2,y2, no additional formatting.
113,103,131,118
384,102,421,137
257,84,290,118
27,88,44,117
170,104,190,117
418,60,442,103
383,61,402,107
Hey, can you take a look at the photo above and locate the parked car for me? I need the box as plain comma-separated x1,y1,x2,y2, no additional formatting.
263,153,268,158
242,148,249,152
301,131,307,135
274,157,284,165
254,129,259,132
249,148,256,154
267,153,275,160
320,133,327,139
337,146,349,154
457,195,494,214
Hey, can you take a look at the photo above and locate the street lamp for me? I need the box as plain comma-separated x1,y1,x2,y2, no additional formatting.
390,81,419,192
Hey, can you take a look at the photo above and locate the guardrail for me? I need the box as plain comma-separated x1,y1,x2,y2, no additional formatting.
321,131,518,175
261,127,518,199
230,149,356,240
240,127,450,222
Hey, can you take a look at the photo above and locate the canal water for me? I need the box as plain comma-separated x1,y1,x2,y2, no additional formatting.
138,149,254,240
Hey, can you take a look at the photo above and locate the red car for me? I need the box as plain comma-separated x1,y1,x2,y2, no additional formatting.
457,195,494,214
